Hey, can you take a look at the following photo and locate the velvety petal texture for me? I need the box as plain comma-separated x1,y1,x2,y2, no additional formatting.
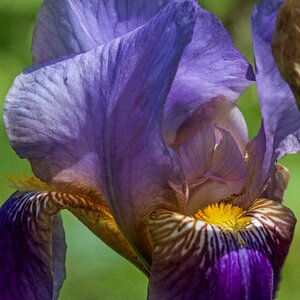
148,199,295,300
32,0,169,63
162,6,254,146
0,192,66,300
245,0,300,202
0,183,146,298
4,0,197,268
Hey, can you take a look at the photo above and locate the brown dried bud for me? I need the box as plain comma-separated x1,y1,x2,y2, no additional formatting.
261,164,290,203
272,0,300,110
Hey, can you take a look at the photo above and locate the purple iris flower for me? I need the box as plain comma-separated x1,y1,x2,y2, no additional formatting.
1,0,299,299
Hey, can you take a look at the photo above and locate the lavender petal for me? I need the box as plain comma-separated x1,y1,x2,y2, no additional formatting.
4,0,197,267
246,0,300,200
162,5,254,146
32,0,169,63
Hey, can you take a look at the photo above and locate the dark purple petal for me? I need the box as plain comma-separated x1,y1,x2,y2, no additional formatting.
148,199,295,300
0,192,66,300
162,5,254,146
246,0,300,202
32,0,169,64
0,186,148,299
5,0,196,267
198,250,274,300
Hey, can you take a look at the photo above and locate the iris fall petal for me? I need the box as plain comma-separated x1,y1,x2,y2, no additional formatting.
0,192,66,300
148,199,295,300
0,185,146,298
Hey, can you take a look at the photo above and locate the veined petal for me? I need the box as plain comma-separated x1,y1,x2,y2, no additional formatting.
177,100,249,188
5,0,196,267
32,0,169,63
148,199,295,300
210,128,248,193
178,126,215,182
179,126,247,213
173,99,248,152
0,192,66,300
162,6,254,146
247,0,300,201
0,186,146,299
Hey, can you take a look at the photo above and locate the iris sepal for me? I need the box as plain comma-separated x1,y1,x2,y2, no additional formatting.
0,185,147,299
148,199,295,300
1,0,299,298
0,192,66,300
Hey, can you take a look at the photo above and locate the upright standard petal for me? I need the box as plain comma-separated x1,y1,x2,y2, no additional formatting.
247,0,300,201
148,199,295,300
172,99,248,152
32,0,169,63
178,126,248,213
5,0,197,268
162,5,254,146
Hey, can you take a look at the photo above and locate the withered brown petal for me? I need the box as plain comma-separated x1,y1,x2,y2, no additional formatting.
273,0,300,109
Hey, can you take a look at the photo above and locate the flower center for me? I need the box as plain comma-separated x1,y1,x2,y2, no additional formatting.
193,202,251,232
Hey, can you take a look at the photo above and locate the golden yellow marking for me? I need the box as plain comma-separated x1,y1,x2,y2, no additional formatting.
6,173,148,274
194,202,251,232
6,174,51,192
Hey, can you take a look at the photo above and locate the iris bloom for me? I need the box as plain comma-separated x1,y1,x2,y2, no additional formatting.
1,0,300,299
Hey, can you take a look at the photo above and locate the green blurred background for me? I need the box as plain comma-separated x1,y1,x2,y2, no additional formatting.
0,0,299,299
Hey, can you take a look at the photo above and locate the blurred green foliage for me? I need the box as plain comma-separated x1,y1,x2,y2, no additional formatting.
0,1,299,299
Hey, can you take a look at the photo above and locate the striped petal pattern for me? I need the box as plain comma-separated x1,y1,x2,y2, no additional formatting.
148,199,295,300
0,192,67,300
0,184,146,299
